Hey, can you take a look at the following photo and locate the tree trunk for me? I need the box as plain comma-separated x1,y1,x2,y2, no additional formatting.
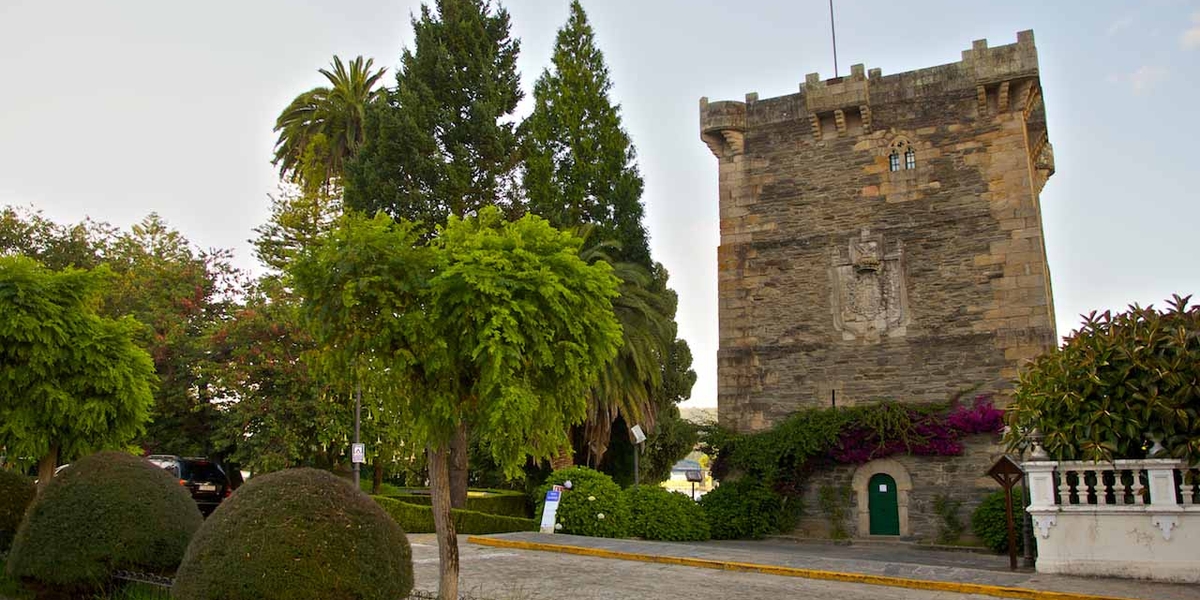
36,443,59,495
428,444,459,600
550,435,574,471
372,460,384,495
449,422,468,508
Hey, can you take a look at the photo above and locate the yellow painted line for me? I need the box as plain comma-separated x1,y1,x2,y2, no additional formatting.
466,536,1137,600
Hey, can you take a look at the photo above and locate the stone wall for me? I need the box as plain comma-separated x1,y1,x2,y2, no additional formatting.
701,31,1057,433
793,434,1004,541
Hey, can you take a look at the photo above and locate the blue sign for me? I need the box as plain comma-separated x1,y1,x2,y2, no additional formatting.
545,490,561,502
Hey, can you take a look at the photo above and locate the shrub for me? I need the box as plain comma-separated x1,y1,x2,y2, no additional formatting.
971,490,1023,554
1007,295,1200,464
0,469,35,552
373,497,538,534
373,488,530,518
535,467,629,538
5,451,202,598
173,468,412,600
698,478,792,540
624,485,709,541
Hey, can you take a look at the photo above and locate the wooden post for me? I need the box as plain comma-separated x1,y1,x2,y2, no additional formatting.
988,455,1025,571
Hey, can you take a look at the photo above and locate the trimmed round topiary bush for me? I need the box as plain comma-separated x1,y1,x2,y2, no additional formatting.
536,467,629,538
5,451,202,598
698,478,789,540
971,490,1023,554
173,467,412,600
0,468,35,553
624,485,709,541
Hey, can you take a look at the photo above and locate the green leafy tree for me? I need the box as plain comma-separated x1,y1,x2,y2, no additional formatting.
1006,295,1200,464
522,0,649,267
0,257,156,490
272,55,387,188
103,215,242,457
289,208,621,599
0,205,113,270
345,0,525,507
0,208,243,459
207,278,349,474
345,0,523,228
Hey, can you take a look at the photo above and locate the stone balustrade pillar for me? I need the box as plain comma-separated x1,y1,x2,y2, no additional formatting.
1023,460,1058,509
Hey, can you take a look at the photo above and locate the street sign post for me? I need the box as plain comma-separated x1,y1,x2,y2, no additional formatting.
686,469,703,500
540,485,565,533
630,424,646,486
987,455,1025,571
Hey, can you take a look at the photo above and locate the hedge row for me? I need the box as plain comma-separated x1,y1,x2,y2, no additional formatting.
373,496,538,534
375,489,529,518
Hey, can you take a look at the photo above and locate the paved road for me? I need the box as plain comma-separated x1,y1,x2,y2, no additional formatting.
409,535,997,600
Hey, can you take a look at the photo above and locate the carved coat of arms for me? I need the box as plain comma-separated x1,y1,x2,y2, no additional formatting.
829,229,909,342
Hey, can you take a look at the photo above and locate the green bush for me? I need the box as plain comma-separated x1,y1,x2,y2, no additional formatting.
372,497,538,534
535,467,629,538
5,451,202,598
373,488,530,518
173,468,412,600
971,490,1023,554
698,478,792,540
1007,295,1200,464
0,469,35,553
624,485,709,541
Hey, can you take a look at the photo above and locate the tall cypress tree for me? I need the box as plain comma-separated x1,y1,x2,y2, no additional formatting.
345,0,523,228
522,0,650,267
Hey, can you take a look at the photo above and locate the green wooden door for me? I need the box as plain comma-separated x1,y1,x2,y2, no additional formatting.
868,473,900,535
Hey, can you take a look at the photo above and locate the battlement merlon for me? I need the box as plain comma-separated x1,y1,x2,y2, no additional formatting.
699,30,1043,151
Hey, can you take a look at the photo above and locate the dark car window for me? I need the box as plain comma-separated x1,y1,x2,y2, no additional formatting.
181,461,226,483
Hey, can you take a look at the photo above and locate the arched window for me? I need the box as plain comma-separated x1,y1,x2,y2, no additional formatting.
888,138,915,171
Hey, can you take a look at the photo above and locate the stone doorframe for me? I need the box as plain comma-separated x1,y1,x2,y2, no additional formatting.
852,458,913,537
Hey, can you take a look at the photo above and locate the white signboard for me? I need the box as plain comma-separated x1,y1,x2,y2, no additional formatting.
539,487,563,533
351,443,366,464
630,424,646,444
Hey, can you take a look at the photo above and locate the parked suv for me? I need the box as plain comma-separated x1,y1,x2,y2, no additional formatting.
147,455,232,516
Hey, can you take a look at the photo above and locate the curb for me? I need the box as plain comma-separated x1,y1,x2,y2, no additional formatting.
466,536,1136,600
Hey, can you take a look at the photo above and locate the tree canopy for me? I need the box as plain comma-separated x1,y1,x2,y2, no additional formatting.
522,0,649,267
0,256,156,487
1006,295,1200,465
272,55,387,188
289,207,623,599
345,0,523,228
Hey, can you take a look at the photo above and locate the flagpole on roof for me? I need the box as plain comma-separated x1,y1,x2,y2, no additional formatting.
829,0,839,77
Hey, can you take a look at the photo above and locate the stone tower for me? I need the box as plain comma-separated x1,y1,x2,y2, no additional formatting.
701,31,1057,433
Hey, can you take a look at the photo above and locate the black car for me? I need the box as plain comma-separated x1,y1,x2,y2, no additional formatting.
147,455,232,516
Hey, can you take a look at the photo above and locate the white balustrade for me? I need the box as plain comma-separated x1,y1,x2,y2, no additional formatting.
1023,458,1198,583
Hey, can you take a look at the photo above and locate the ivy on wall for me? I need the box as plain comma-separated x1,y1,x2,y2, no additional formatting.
701,396,1003,494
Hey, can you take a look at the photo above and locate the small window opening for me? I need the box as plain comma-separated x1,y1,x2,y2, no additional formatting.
904,148,916,170
889,152,900,172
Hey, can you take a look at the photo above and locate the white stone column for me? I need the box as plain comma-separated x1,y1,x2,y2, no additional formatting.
1144,459,1183,507
1023,460,1057,509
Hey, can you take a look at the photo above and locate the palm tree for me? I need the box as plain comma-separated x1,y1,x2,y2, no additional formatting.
272,56,387,188
550,230,674,470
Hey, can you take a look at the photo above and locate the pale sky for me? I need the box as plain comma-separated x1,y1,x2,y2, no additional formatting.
2,1,1198,408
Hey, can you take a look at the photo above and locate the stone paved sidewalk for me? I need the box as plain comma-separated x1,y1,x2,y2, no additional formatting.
470,532,1200,600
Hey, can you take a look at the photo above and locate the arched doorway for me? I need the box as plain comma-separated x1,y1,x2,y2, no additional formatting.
868,473,899,535
852,458,913,537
